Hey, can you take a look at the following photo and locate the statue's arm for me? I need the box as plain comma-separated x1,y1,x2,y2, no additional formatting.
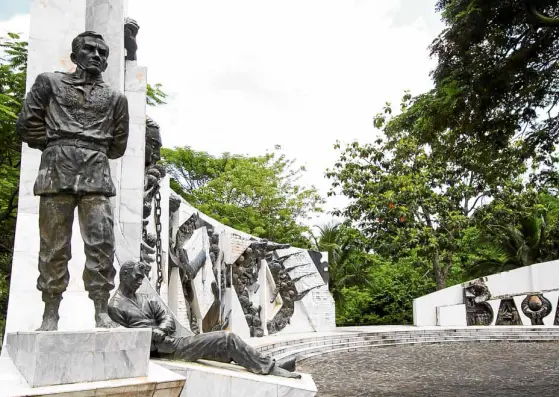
150,298,177,336
106,93,129,159
15,73,51,151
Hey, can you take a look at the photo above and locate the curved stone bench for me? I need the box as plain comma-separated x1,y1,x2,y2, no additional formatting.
252,327,559,363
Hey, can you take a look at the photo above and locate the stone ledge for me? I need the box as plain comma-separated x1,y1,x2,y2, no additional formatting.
2,360,185,397
6,329,152,387
154,359,317,397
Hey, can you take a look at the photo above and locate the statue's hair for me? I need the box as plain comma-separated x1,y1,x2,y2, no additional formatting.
72,31,108,56
119,260,144,279
145,116,162,148
146,116,160,130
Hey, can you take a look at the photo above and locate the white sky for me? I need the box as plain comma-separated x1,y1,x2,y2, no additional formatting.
0,0,444,227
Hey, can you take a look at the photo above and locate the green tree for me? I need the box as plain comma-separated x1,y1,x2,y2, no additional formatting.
310,223,373,302
328,94,518,289
0,33,26,336
163,146,323,248
336,255,435,325
466,191,559,276
424,0,558,183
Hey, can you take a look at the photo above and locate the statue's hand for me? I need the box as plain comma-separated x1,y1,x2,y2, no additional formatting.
152,328,166,343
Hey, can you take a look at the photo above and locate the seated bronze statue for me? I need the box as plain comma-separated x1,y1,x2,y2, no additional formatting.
108,261,300,378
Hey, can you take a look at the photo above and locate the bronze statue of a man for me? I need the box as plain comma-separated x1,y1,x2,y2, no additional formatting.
109,261,301,379
16,31,129,331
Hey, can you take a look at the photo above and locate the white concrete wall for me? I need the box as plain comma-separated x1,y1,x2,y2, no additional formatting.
167,196,336,335
413,260,559,326
413,284,463,327
436,304,467,326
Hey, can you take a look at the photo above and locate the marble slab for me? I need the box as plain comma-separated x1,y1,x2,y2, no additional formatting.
275,249,336,332
227,288,251,338
487,299,501,326
5,329,151,387
543,291,559,326
2,358,185,397
436,304,467,326
155,359,317,397
265,262,284,322
184,228,216,319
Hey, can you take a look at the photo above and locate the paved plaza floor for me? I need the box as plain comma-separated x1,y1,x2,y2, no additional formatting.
298,342,559,397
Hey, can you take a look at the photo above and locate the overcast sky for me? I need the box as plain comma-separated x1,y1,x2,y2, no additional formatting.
0,0,444,226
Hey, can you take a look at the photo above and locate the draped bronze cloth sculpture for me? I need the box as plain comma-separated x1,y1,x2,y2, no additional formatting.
16,31,129,331
109,261,301,379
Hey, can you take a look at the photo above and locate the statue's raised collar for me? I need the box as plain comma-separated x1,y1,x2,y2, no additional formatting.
59,67,106,86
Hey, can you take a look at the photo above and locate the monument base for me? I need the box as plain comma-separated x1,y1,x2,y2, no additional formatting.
155,359,317,397
5,329,152,387
1,359,185,397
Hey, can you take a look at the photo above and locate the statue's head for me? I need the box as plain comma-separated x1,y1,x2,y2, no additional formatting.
71,31,109,75
528,295,543,311
119,261,147,293
145,117,162,166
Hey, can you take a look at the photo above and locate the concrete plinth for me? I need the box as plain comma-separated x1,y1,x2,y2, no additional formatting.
5,329,151,387
155,359,317,397
1,359,185,397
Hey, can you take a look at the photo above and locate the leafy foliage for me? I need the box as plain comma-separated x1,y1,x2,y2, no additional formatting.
146,83,167,107
0,33,26,336
163,146,323,248
427,0,558,180
311,223,373,302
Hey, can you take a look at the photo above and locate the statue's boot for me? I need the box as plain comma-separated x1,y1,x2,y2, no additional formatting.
94,297,120,328
277,356,297,372
36,293,62,331
270,365,302,379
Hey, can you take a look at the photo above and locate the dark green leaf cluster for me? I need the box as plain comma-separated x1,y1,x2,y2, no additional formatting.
0,33,26,336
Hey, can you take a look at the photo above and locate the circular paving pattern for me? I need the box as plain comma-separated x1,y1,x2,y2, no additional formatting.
297,342,559,397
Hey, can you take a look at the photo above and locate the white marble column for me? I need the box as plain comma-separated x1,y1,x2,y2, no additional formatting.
119,60,146,259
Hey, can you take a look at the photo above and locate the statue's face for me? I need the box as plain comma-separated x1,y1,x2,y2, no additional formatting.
73,37,109,75
122,264,146,292
145,127,162,166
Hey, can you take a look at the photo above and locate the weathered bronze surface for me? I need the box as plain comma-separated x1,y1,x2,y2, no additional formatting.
16,31,129,331
109,261,301,378
521,294,552,325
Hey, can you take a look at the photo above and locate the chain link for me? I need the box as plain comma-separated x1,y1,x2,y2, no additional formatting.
154,190,163,293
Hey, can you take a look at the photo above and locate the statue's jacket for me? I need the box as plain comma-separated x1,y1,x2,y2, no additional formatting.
109,290,176,350
16,70,129,196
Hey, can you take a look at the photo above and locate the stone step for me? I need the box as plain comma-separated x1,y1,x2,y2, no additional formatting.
270,335,558,361
293,338,560,363
264,333,558,356
257,330,559,353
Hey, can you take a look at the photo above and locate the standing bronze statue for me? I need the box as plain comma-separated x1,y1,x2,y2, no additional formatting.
16,31,129,331
109,261,301,379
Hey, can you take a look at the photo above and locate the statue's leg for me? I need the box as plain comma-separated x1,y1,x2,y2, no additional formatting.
166,331,301,378
77,194,119,328
37,194,76,331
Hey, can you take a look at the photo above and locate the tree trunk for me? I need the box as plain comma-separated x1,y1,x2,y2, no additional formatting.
431,250,447,290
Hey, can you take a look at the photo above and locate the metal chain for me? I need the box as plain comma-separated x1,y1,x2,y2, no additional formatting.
154,190,163,293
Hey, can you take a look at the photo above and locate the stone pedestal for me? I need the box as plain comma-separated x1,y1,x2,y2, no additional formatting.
155,359,317,397
2,359,185,397
5,329,151,387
